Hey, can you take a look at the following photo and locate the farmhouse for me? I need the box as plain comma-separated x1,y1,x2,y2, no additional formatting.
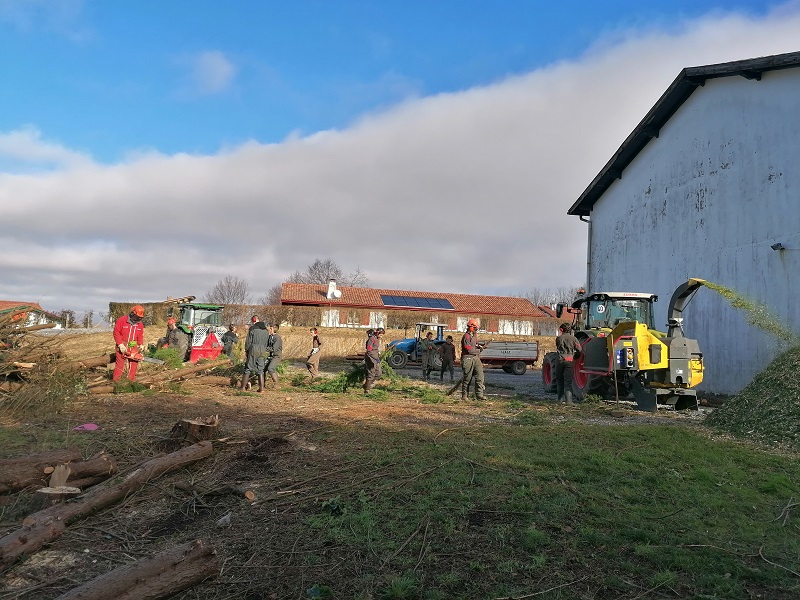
569,51,800,394
0,301,63,328
280,281,557,335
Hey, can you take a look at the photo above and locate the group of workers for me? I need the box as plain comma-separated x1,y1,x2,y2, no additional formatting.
112,305,581,405
361,318,486,400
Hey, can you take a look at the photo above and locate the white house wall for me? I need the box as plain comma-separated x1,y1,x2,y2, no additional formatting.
586,69,799,394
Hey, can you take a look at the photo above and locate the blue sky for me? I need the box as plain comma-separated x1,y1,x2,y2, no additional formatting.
0,0,797,315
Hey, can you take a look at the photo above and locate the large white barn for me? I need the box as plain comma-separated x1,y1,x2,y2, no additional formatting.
568,51,799,395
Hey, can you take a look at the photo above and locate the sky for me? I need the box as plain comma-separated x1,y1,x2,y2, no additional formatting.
1,0,799,317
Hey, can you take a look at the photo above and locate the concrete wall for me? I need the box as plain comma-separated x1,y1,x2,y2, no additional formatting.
585,69,799,394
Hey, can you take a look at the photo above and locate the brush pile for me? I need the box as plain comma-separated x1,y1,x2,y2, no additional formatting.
705,345,800,451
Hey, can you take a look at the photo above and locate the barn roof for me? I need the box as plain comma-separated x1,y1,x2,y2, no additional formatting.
281,283,556,318
568,51,800,217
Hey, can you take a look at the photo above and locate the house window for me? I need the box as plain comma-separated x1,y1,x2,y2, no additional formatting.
346,310,360,327
499,319,533,335
457,316,481,331
322,310,339,328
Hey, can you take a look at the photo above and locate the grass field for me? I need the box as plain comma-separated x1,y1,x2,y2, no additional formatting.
1,331,798,599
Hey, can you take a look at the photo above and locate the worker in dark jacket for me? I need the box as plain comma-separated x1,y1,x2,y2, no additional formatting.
306,327,323,378
241,319,270,392
439,335,456,383
221,324,238,360
264,324,283,385
555,322,581,404
363,327,384,394
460,319,486,400
419,331,436,380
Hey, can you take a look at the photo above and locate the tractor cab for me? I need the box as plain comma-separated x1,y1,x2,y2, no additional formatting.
558,292,658,336
167,302,226,362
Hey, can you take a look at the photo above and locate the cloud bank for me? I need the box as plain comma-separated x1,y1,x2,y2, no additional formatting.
1,5,799,314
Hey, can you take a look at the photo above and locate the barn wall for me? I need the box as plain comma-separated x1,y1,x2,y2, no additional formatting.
586,70,800,393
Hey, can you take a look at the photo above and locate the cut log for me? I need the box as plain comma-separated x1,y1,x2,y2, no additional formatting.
0,441,213,572
446,376,465,396
63,452,118,489
0,447,83,494
48,464,72,487
55,539,220,600
0,521,66,567
67,354,116,370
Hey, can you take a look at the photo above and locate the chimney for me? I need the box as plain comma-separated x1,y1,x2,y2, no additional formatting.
326,279,342,299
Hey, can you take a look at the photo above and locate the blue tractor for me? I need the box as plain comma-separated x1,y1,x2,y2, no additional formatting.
386,322,447,369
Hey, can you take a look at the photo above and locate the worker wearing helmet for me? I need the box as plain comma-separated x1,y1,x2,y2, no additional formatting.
363,327,385,394
460,319,486,401
555,322,580,405
112,305,146,382
157,317,189,361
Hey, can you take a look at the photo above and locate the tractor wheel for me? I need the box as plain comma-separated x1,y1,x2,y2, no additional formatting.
541,353,558,393
511,361,527,376
571,350,608,401
388,350,408,369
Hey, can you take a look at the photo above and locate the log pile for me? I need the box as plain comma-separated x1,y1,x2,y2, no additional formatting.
0,441,214,573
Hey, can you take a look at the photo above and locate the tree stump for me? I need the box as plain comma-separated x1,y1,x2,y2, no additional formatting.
34,486,82,509
168,416,220,445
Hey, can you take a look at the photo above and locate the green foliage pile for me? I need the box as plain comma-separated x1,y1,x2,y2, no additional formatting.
706,345,800,450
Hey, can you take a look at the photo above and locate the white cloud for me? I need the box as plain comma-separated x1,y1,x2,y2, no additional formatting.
0,127,92,170
181,50,238,95
2,4,800,313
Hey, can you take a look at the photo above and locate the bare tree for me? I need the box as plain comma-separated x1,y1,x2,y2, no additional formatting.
287,258,369,287
258,284,283,306
524,285,584,307
204,275,251,305
58,309,76,328
82,310,94,328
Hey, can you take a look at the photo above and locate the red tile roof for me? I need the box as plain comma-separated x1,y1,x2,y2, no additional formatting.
0,300,45,314
281,283,555,318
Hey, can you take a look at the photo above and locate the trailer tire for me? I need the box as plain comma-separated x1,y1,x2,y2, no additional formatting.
388,350,408,369
541,353,558,393
511,361,527,376
502,365,513,373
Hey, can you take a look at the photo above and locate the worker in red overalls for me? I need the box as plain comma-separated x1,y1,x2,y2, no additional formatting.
113,305,146,382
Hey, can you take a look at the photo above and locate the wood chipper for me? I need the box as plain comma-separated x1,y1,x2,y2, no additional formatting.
542,279,706,411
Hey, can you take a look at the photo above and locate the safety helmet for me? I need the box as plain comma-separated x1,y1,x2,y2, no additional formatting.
131,305,145,318
251,315,259,323
167,317,177,325
467,318,479,329
375,327,385,334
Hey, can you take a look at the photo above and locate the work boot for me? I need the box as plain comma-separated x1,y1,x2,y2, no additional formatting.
257,375,265,393
239,371,250,390
476,395,487,401
270,372,279,384
565,390,575,405
461,393,468,401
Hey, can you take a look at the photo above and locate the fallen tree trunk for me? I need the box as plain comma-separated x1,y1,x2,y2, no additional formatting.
55,539,220,600
67,354,115,371
0,447,83,494
87,362,225,395
0,441,213,572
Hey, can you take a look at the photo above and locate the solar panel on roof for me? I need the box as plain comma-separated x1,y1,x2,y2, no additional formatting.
380,295,454,310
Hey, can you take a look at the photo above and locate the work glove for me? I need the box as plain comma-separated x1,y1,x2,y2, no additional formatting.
311,348,319,355
118,344,127,353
